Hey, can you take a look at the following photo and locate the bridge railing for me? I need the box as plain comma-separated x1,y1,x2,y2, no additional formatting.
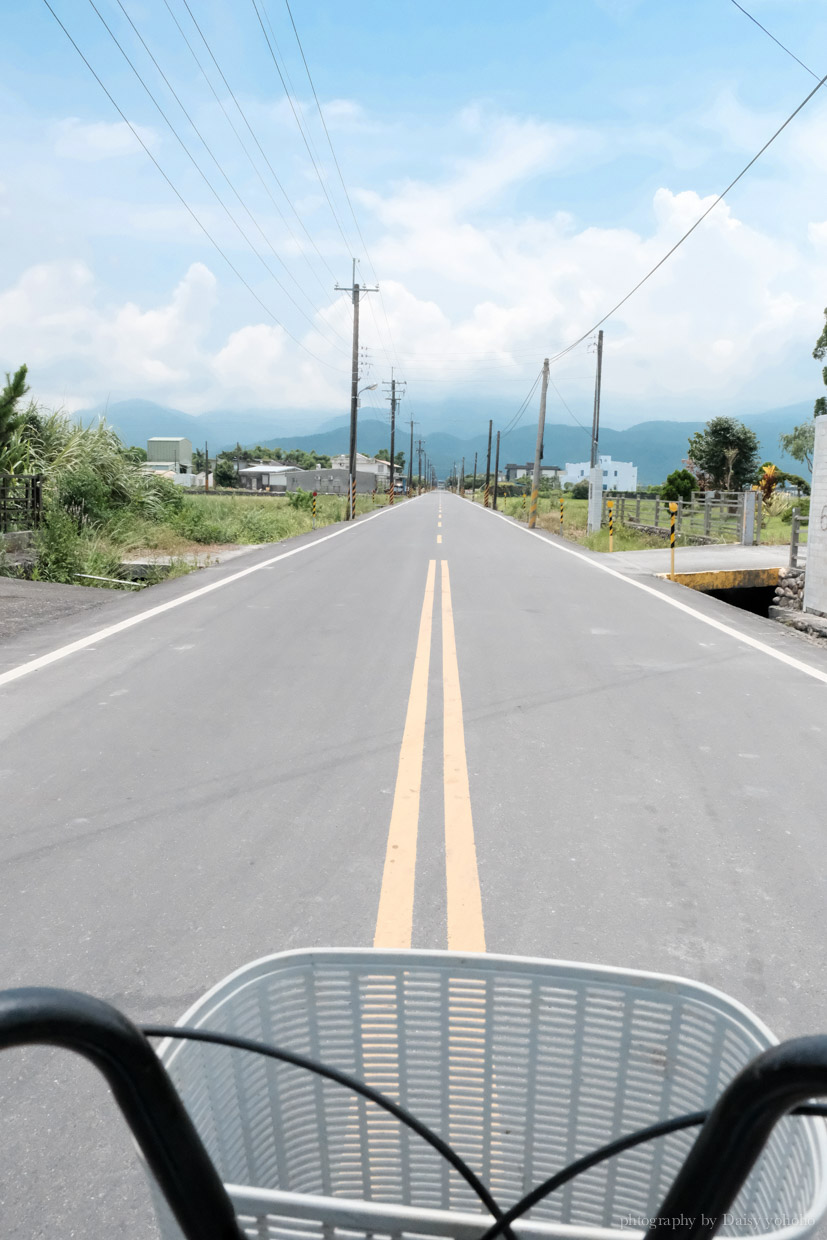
603,491,756,543
790,509,809,569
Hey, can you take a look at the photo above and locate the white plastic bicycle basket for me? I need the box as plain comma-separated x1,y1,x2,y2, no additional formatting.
148,950,827,1240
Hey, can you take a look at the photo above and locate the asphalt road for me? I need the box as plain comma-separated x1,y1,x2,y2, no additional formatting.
2,492,827,1236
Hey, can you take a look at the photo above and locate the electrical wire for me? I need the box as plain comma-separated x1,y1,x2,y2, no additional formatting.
500,371,542,437
250,0,355,255
171,0,340,287
547,65,827,368
276,0,408,383
88,0,350,354
729,0,818,80
114,0,348,346
41,0,346,374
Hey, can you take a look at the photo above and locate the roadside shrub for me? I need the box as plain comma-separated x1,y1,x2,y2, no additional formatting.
172,504,228,544
660,469,695,502
129,474,186,518
32,508,85,582
570,480,589,499
57,466,114,525
287,488,312,510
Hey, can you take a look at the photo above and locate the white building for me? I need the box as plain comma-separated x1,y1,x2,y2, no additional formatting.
330,452,393,481
563,455,638,492
238,464,295,492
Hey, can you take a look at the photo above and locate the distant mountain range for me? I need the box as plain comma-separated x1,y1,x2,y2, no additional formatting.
78,397,816,484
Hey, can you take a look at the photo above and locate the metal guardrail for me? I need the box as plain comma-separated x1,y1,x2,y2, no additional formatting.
0,474,43,533
603,491,760,544
790,509,809,568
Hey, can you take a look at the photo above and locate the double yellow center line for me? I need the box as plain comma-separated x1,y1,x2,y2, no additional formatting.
373,559,485,952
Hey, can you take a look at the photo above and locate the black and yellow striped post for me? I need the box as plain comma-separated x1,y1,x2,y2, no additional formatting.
312,490,317,529
559,495,564,534
371,486,376,506
388,477,394,506
521,492,526,518
608,498,614,552
484,481,490,508
528,486,539,527
669,501,678,579
351,476,357,521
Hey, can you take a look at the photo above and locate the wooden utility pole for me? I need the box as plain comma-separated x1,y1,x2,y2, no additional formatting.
528,358,550,530
336,259,377,519
460,456,465,496
407,418,414,496
384,373,404,504
472,451,478,501
588,328,605,533
484,420,493,507
417,439,424,494
492,432,501,510
204,440,209,492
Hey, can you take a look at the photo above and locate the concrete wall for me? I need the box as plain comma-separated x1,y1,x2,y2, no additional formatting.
803,417,827,617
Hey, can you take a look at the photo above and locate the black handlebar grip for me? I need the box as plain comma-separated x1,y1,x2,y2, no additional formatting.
0,987,244,1240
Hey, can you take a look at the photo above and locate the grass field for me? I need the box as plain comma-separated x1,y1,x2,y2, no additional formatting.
465,491,802,551
6,490,403,587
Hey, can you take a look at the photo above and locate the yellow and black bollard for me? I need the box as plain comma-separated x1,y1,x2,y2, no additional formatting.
351,477,357,521
312,490,317,529
608,498,614,552
669,501,678,579
372,487,376,506
521,493,526,518
484,482,490,508
528,488,539,529
559,495,564,533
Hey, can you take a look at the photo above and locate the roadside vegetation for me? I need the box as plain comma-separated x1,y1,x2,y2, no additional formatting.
0,365,396,588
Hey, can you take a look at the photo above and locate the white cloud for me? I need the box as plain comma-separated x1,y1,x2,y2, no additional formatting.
53,118,158,161
5,97,827,422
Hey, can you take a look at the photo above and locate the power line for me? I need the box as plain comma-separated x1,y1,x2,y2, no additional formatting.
500,371,542,437
171,0,340,286
41,0,346,373
250,0,355,255
91,0,350,353
547,64,827,368
279,0,407,383
729,0,818,80
548,375,590,436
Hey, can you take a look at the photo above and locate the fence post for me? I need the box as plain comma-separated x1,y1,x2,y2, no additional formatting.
635,495,640,523
704,495,712,538
654,497,660,528
790,508,799,568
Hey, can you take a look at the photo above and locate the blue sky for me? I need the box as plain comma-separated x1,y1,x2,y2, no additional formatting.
2,0,827,429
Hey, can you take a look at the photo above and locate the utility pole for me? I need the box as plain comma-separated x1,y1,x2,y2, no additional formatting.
492,431,501,510
460,456,465,496
204,440,209,492
472,451,478,502
484,420,493,507
407,418,414,496
383,372,405,505
336,259,377,519
528,358,550,530
417,439,424,494
588,328,604,533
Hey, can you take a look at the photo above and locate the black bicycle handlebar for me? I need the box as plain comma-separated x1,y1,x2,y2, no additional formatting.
0,987,244,1240
2,986,827,1240
644,1036,827,1240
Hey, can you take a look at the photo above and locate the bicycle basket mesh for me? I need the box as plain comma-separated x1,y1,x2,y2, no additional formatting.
158,952,825,1240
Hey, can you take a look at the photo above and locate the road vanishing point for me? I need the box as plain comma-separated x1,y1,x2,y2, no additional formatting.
2,492,827,1236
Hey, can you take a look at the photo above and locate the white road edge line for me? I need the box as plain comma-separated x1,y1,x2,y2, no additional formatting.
466,499,827,687
0,503,407,688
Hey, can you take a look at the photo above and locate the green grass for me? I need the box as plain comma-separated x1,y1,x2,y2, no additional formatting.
5,490,405,588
